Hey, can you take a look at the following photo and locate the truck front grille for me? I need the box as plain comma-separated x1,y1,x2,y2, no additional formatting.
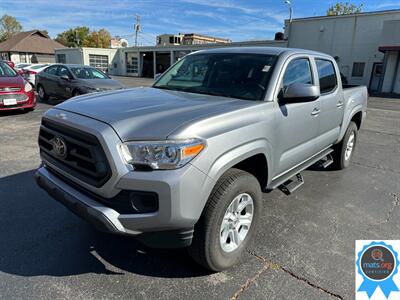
38,119,111,187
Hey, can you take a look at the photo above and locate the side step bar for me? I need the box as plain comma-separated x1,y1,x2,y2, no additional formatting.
318,153,334,169
267,148,334,193
279,173,304,195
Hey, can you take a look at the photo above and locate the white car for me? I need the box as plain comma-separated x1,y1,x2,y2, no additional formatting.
14,63,31,71
22,64,51,86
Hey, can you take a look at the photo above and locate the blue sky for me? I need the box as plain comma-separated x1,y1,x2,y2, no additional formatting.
1,0,399,45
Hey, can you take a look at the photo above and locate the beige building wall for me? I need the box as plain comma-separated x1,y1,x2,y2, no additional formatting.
285,10,400,87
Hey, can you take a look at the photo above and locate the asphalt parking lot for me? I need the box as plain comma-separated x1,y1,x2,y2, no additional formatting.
0,77,399,299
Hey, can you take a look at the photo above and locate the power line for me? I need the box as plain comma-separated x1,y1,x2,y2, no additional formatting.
138,33,154,46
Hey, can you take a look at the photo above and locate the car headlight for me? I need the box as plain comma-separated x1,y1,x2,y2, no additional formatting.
119,139,206,170
24,81,32,92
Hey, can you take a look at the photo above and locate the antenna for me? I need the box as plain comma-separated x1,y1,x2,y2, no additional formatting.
134,15,141,47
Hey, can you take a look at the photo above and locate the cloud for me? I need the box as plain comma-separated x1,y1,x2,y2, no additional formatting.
366,2,400,9
180,0,258,14
184,10,229,22
0,0,289,42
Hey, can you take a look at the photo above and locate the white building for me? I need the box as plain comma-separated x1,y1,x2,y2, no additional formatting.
54,9,400,95
54,47,119,73
284,9,400,94
379,20,400,94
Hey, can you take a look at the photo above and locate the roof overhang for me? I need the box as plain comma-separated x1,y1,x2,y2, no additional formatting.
379,45,400,52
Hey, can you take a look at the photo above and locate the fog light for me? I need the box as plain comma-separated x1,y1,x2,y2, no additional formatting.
129,192,158,213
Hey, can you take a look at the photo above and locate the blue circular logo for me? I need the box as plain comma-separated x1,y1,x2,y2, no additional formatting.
357,241,400,298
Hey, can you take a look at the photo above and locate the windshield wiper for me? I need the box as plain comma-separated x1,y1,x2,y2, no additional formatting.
154,85,192,92
154,86,236,99
153,85,175,90
187,90,233,98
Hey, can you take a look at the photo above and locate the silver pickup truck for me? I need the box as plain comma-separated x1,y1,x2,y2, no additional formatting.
35,47,367,271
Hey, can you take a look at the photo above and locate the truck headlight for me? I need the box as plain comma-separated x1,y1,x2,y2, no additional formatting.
119,139,206,170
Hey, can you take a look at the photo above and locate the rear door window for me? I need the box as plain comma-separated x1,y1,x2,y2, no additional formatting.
45,65,59,75
315,59,337,94
57,66,72,78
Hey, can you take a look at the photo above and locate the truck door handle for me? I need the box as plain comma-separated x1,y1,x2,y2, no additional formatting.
336,101,344,108
311,108,321,116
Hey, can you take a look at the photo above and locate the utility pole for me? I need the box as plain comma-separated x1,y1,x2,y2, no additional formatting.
134,15,141,47
75,30,81,47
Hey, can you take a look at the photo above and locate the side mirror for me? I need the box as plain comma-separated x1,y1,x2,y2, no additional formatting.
281,83,320,104
154,73,163,81
60,74,70,81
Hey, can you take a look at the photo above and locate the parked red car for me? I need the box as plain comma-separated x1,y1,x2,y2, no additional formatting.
1,60,15,69
0,61,35,111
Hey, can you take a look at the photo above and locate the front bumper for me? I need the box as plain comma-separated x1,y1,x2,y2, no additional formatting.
36,108,216,248
35,162,213,248
36,167,131,235
0,90,35,110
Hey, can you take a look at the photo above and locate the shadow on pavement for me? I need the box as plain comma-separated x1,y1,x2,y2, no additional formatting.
0,170,209,278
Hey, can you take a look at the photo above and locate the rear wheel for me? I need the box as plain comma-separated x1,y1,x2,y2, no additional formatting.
37,85,48,102
332,121,358,170
188,168,262,271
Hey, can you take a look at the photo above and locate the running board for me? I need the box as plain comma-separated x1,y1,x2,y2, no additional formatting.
268,148,334,191
319,153,334,169
279,173,304,195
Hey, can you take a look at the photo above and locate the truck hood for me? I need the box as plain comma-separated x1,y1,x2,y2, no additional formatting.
56,87,257,141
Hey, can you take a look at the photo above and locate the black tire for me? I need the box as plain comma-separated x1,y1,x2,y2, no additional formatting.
37,84,48,102
72,89,81,97
331,121,358,170
188,168,262,271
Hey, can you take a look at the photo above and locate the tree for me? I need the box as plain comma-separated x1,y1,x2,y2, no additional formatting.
327,2,364,16
55,26,90,47
97,28,111,48
55,27,110,48
40,29,49,37
0,14,22,42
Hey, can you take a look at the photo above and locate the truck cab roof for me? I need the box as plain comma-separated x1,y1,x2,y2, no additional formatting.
192,46,333,59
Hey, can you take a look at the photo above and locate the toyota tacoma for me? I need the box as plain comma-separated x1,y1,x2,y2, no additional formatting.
35,47,367,271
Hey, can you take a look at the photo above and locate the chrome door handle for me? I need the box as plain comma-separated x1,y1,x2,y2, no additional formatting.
311,108,321,116
336,101,344,108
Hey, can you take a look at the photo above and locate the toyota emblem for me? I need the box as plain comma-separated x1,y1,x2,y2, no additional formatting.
52,136,67,158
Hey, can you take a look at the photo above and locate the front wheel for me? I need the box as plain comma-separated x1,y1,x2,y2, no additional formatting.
332,121,358,170
72,89,82,97
188,168,262,271
37,85,48,102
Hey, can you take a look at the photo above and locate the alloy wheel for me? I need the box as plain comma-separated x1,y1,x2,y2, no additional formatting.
219,193,254,253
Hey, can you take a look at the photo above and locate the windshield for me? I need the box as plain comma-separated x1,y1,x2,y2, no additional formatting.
153,53,277,101
0,62,17,77
70,67,109,79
